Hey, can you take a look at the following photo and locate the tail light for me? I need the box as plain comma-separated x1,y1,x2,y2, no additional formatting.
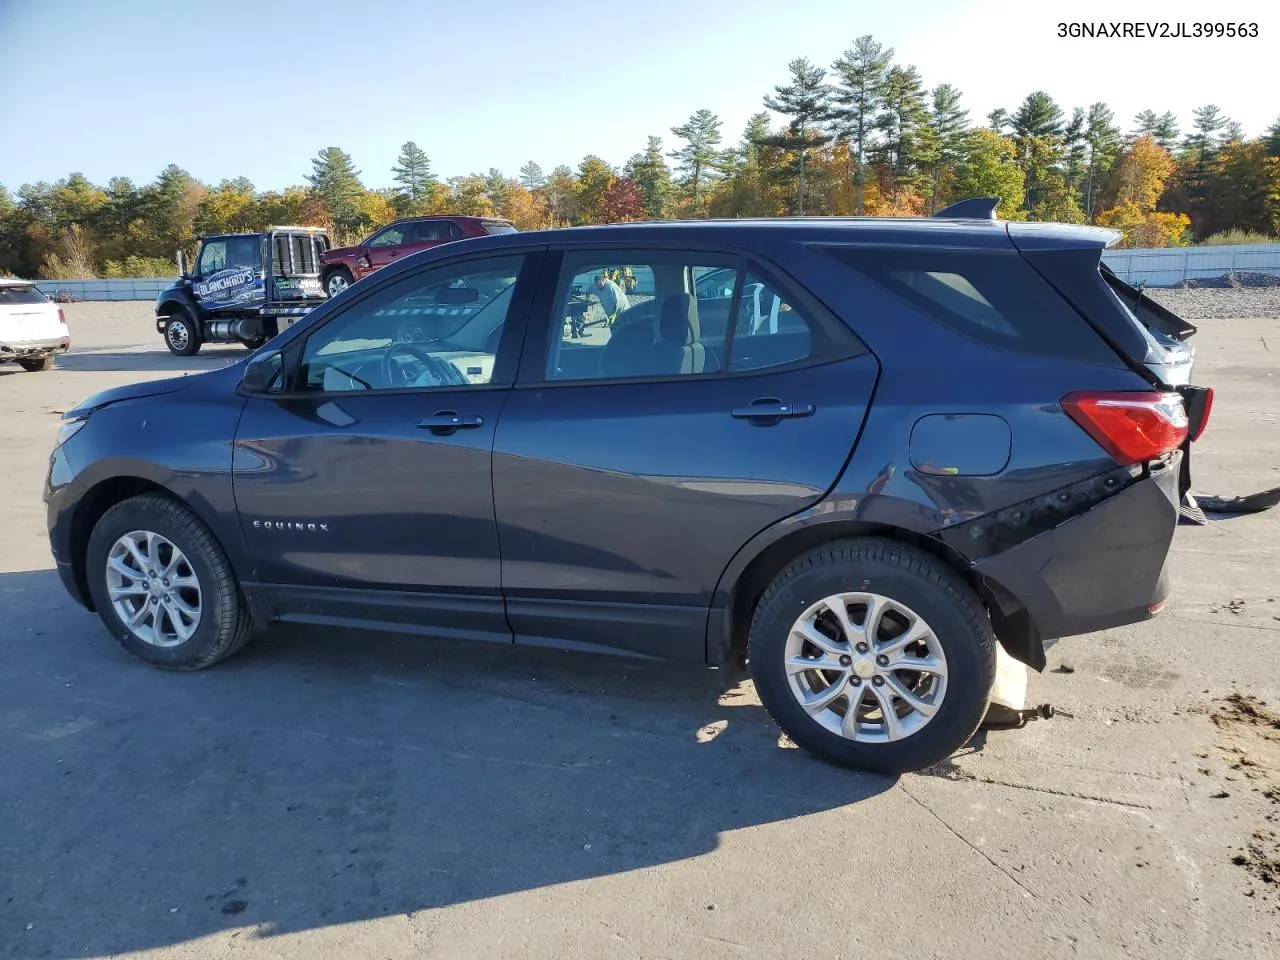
1061,391,1188,466
57,308,67,326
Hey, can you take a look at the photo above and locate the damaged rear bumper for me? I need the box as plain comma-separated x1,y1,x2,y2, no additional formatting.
961,457,1181,669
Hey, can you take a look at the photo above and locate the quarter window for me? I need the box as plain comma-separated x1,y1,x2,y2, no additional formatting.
726,271,815,371
298,255,523,392
823,246,1119,363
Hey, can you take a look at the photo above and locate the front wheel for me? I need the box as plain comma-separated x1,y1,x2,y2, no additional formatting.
18,355,56,372
748,538,996,773
85,494,253,670
163,306,202,356
325,268,354,298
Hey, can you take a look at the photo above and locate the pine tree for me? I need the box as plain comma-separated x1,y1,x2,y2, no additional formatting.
391,142,434,203
625,136,672,218
762,57,832,214
1062,108,1087,203
518,161,545,190
876,64,930,180
1224,120,1245,144
1185,105,1228,162
1082,102,1121,220
307,147,364,232
1011,91,1064,141
485,168,509,210
830,35,894,215
1266,116,1280,157
987,108,1010,133
1153,112,1180,151
926,84,969,212
1011,92,1065,211
669,109,724,209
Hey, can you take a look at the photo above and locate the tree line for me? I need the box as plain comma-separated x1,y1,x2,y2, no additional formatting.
3,34,1279,280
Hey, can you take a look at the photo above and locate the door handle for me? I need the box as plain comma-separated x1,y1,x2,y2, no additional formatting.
418,411,484,435
730,398,816,425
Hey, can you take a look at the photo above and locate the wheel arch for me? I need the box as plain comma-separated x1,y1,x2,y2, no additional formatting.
67,475,257,619
711,519,1044,672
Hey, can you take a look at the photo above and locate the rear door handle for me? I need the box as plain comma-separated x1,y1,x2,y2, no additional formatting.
418,411,484,435
730,399,816,425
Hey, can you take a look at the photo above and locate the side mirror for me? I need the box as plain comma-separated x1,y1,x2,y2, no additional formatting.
240,349,284,395
176,248,189,280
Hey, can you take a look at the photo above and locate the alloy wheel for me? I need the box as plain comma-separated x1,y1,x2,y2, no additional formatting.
784,592,949,743
105,530,202,648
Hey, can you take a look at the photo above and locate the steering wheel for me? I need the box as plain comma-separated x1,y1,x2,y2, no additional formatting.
381,343,468,388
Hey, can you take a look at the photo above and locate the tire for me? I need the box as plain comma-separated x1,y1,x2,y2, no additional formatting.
85,493,253,671
325,268,354,298
18,355,56,372
163,305,202,356
242,338,267,350
748,537,995,774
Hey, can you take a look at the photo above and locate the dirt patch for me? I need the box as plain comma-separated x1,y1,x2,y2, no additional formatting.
1211,694,1280,905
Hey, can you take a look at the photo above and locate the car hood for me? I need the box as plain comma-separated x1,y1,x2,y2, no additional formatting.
323,244,361,261
66,373,196,418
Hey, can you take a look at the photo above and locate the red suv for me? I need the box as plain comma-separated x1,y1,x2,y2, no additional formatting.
321,216,517,297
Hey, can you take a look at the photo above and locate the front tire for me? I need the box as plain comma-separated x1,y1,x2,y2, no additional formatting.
325,268,354,298
748,538,995,774
163,306,202,356
18,355,56,372
85,494,253,671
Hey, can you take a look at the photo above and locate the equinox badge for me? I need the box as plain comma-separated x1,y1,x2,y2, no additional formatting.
252,520,329,532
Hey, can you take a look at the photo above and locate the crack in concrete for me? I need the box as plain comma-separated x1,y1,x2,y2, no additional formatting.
898,780,1039,900
917,766,1153,810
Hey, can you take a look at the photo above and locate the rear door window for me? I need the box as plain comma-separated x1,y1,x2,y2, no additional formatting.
824,247,1119,364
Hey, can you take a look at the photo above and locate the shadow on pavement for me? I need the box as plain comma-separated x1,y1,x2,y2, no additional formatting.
0,568,894,958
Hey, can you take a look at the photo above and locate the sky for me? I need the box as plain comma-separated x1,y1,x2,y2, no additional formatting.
0,0,1275,193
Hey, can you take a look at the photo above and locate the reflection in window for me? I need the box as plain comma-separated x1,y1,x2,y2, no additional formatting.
299,256,523,392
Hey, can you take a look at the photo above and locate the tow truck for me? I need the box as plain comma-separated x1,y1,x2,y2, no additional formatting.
155,226,330,355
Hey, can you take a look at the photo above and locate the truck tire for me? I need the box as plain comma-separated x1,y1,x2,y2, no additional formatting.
747,537,996,774
163,305,202,356
86,493,254,671
18,356,56,372
325,267,354,298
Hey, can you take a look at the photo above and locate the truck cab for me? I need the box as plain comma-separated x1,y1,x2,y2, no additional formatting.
155,226,331,355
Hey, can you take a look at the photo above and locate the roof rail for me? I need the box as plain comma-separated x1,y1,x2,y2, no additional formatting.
932,197,1000,220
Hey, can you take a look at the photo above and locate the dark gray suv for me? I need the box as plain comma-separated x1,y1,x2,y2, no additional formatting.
44,201,1212,772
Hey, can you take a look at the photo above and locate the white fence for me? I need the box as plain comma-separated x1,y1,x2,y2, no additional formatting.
33,278,174,301
1100,243,1280,288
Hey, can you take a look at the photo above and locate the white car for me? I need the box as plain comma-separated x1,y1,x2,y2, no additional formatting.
0,279,70,372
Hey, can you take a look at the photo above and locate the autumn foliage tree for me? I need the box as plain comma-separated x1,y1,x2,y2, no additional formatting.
1097,136,1189,246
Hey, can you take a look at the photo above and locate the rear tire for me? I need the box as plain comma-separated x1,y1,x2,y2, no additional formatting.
325,268,354,298
18,355,56,372
163,306,202,356
748,537,995,774
85,494,253,671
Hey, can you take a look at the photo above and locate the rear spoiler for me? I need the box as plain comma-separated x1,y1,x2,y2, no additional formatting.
1099,263,1198,341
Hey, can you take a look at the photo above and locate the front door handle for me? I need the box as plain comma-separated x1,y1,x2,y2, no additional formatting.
731,398,816,425
418,411,484,435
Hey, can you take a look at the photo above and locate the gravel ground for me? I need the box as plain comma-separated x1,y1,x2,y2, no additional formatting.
1145,287,1280,320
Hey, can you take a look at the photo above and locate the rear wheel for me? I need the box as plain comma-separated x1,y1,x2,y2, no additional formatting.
748,538,995,773
163,306,202,356
85,494,253,671
325,268,354,298
18,355,56,372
